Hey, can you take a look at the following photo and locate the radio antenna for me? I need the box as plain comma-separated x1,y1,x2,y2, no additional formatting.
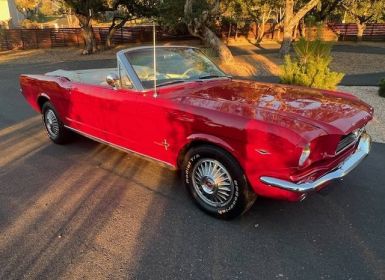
153,20,157,98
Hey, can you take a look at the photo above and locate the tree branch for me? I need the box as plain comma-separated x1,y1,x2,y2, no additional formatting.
289,0,320,28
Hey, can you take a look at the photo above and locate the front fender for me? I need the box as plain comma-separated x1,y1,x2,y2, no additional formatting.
186,133,237,154
175,133,245,170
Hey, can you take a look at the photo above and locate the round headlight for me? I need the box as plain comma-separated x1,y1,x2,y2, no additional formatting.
299,145,311,166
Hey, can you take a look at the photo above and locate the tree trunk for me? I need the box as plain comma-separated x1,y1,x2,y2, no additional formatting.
106,26,116,48
299,18,306,38
257,8,271,43
280,26,294,57
293,23,299,40
82,25,97,54
202,26,234,63
106,16,131,49
342,11,346,24
276,25,282,41
77,14,97,55
280,0,294,56
257,23,265,43
227,22,232,44
280,0,320,56
356,22,366,42
184,0,234,63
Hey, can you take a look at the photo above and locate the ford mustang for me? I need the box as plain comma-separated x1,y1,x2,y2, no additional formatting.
19,46,373,219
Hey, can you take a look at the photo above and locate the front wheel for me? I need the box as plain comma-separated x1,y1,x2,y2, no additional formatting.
42,102,70,144
182,145,256,219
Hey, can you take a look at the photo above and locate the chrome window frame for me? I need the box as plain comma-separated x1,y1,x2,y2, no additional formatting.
116,46,226,92
117,60,134,90
117,49,145,91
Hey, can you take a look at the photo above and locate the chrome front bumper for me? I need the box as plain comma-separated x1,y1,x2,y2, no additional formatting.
260,132,371,193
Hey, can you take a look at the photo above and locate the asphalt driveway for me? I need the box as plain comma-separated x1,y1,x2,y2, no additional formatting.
0,60,385,279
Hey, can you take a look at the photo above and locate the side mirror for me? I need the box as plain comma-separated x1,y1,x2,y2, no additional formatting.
106,73,119,88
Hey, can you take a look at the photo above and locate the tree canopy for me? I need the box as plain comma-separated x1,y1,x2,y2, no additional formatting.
342,0,385,40
14,0,385,56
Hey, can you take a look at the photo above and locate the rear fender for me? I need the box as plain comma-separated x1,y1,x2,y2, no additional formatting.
20,74,71,120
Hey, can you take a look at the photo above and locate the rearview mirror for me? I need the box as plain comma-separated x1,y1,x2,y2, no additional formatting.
106,73,119,88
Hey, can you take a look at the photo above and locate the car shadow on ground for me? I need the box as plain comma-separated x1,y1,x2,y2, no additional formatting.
2,117,384,279
126,142,385,280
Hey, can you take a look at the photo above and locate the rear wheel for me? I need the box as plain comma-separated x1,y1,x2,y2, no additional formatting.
42,102,70,144
182,145,256,219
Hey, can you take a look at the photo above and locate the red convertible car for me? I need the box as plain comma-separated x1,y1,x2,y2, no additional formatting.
20,46,373,219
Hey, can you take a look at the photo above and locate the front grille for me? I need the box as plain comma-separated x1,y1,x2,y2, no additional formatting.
336,128,363,154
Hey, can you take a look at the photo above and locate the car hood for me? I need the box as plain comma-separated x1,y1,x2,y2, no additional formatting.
165,79,373,136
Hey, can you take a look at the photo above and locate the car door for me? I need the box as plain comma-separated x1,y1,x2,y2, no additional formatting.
99,87,143,150
67,83,139,150
122,93,183,166
66,82,117,141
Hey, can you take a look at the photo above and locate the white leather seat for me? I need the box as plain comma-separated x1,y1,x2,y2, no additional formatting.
46,68,118,86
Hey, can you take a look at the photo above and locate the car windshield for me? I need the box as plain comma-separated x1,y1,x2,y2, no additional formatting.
124,47,227,89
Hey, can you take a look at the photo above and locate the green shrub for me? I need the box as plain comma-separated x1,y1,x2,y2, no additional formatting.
379,78,385,98
279,38,344,90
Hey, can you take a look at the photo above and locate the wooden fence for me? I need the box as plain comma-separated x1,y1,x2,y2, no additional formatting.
328,23,385,41
0,26,189,51
224,23,385,42
1,23,384,51
222,22,339,42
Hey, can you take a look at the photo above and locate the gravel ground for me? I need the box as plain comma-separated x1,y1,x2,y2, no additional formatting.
338,86,385,143
256,41,385,75
331,43,385,76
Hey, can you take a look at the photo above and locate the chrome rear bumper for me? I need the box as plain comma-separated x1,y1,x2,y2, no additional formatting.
260,133,371,193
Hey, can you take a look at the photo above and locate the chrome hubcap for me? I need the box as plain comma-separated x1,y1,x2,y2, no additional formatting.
45,109,59,137
192,159,234,207
201,176,216,194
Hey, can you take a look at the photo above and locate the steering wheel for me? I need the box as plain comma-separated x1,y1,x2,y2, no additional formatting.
182,68,200,78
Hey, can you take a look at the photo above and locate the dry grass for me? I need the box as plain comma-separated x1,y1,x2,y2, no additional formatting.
216,54,280,78
217,57,259,77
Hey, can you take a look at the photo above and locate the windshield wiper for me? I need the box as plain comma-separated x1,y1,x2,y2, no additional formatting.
156,80,187,87
155,75,230,87
198,74,230,80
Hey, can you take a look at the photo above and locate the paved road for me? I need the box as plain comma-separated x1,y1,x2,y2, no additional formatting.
1,61,385,279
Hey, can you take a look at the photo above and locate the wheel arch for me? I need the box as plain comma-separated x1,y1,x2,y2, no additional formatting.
176,134,240,170
36,93,50,112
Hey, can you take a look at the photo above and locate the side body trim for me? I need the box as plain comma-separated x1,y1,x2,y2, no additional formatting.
64,125,176,170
